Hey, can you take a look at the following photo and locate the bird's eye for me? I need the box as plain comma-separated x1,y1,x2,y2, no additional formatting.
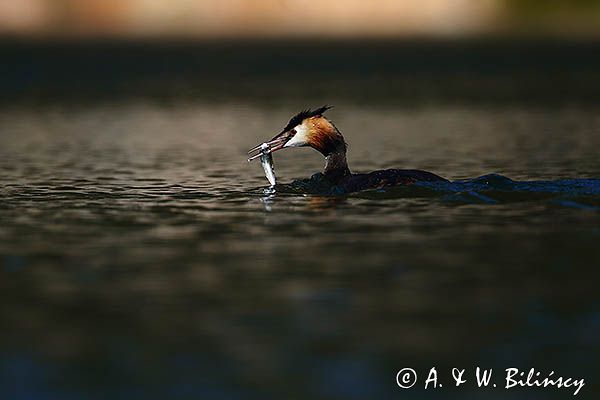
290,129,296,135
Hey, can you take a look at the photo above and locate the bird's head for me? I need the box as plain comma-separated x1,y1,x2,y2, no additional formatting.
248,106,346,160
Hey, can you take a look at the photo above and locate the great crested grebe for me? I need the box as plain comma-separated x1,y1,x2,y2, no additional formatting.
248,106,447,193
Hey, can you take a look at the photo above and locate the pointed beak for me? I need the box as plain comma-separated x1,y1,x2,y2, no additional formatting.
247,131,293,162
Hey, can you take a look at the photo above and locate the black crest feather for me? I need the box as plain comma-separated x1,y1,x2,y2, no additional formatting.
281,105,333,133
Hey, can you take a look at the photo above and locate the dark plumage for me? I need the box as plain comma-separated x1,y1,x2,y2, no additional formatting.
281,105,333,134
337,169,446,192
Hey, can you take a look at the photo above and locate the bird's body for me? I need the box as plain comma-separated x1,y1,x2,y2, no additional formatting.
248,106,447,193
332,169,447,192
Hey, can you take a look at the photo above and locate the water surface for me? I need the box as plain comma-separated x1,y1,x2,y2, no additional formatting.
1,102,599,399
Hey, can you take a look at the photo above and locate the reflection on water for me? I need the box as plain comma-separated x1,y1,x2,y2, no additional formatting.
0,102,599,399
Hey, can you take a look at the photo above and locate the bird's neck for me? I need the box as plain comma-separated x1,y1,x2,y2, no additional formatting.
323,147,351,182
313,119,351,183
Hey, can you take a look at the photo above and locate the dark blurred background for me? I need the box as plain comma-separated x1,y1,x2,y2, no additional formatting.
1,0,600,104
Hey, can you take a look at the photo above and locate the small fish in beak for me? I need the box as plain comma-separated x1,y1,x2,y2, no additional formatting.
260,143,276,186
248,131,296,186
248,142,277,186
247,130,293,162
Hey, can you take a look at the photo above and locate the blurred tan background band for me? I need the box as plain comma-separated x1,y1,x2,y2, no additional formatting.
1,0,600,39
